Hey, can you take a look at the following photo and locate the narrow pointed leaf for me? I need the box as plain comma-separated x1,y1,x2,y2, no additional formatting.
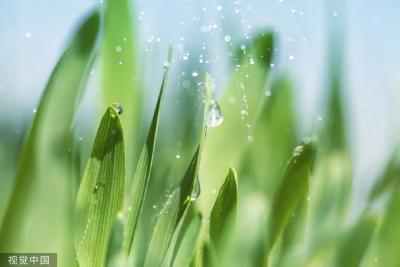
335,212,377,267
210,167,238,250
264,137,317,265
102,0,140,180
144,188,180,267
106,217,125,267
0,12,99,265
171,213,202,267
75,107,125,267
123,47,172,254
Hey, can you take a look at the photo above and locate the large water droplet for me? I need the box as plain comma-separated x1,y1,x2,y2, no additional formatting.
206,100,224,127
111,103,123,115
191,176,201,201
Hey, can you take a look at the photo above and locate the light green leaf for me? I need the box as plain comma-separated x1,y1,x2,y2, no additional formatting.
264,137,317,266
368,149,400,202
102,0,141,180
201,242,217,267
172,213,202,267
144,188,181,267
75,106,125,267
106,217,125,267
335,212,377,267
210,167,238,250
0,11,99,265
123,47,172,254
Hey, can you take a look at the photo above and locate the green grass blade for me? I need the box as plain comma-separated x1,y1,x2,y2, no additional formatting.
102,0,141,180
368,150,400,202
144,188,181,267
335,212,377,267
172,213,202,267
0,11,99,262
210,167,238,250
264,137,317,266
122,47,172,254
201,242,217,267
75,106,125,267
106,217,125,267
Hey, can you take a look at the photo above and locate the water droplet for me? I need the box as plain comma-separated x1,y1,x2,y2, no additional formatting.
332,11,339,17
118,59,124,65
175,154,181,159
265,90,271,97
249,58,255,64
111,103,123,115
192,71,199,77
270,63,275,68
25,32,32,38
152,205,157,209
216,5,222,11
191,176,201,201
115,45,122,52
317,116,323,121
117,211,124,219
289,55,295,61
163,61,170,70
293,145,304,157
224,35,232,42
240,109,248,116
33,109,37,113
206,100,224,128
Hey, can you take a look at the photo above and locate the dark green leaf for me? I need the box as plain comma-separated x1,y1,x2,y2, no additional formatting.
123,47,172,254
210,167,238,250
74,107,125,267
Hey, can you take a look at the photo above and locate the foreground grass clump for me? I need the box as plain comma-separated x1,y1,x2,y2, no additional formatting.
0,1,399,267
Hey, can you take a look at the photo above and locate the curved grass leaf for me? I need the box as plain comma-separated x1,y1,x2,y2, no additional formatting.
75,107,125,267
172,213,202,267
0,11,99,263
144,188,181,267
123,47,172,254
264,137,317,266
335,212,377,267
201,241,217,267
210,167,238,250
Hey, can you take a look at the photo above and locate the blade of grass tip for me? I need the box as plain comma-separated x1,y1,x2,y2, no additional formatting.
161,147,202,267
0,10,99,258
200,241,217,267
335,212,377,267
144,188,181,267
102,0,141,181
210,167,238,251
106,217,125,267
368,149,400,202
123,45,173,254
171,213,202,267
263,136,317,266
74,106,125,267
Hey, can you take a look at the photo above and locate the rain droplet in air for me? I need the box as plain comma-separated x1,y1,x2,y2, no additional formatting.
224,35,232,42
111,103,123,115
206,100,224,128
192,71,199,77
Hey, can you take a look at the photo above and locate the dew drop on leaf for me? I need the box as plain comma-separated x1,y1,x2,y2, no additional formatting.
206,100,224,128
111,103,123,115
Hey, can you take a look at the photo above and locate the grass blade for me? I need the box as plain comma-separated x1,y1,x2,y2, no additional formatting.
106,217,125,267
0,11,99,264
264,137,317,266
171,213,202,267
368,150,400,202
75,106,125,267
335,212,377,267
144,188,181,267
102,0,141,180
123,47,172,254
210,167,238,250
